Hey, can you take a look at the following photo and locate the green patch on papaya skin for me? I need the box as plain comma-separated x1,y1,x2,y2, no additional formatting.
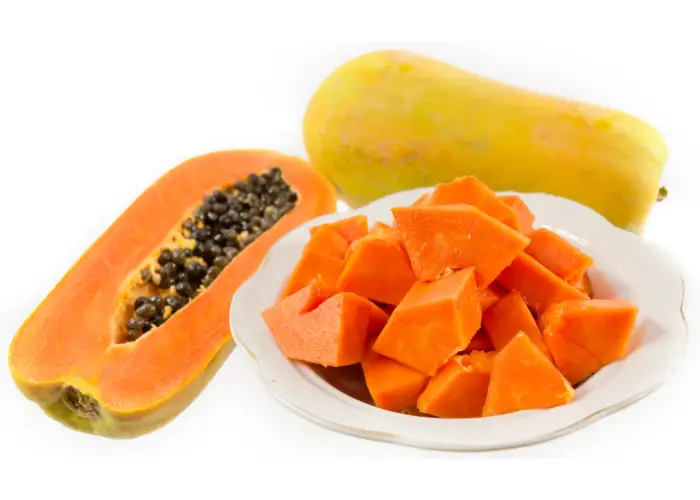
657,186,668,202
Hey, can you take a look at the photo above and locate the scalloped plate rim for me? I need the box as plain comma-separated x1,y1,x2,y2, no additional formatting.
229,187,689,451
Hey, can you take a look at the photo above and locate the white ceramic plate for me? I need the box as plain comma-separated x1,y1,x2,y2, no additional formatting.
229,188,688,451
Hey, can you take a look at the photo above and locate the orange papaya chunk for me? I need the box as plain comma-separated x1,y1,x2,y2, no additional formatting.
362,346,430,412
281,250,345,299
482,290,551,359
263,285,375,367
392,204,530,286
310,214,368,242
417,351,495,418
539,299,639,366
524,228,594,284
482,332,575,417
372,267,482,376
542,327,603,385
337,232,416,306
497,252,589,314
303,225,350,259
499,195,535,235
463,329,494,353
425,176,520,231
478,282,506,312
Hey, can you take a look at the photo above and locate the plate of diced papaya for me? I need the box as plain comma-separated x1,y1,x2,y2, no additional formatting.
230,176,688,451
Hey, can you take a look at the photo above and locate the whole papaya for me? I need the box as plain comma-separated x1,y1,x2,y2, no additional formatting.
303,50,668,233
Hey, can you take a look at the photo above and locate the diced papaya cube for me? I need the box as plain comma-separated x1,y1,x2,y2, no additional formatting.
337,232,416,306
303,225,350,259
425,176,520,231
417,351,495,418
463,329,494,353
392,204,530,286
524,228,594,284
499,195,535,235
362,347,430,412
281,251,345,298
482,290,551,359
478,282,506,312
482,332,575,417
539,299,639,366
310,215,368,243
542,327,603,385
496,252,589,314
372,267,482,376
262,285,375,367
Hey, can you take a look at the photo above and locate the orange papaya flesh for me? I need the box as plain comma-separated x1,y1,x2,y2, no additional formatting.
478,282,506,313
497,252,589,314
303,225,350,258
310,214,368,242
263,285,375,367
482,332,575,417
393,204,530,286
524,228,594,284
281,229,348,298
482,290,551,360
337,230,416,306
362,344,430,412
542,327,603,386
372,267,482,376
539,299,639,366
498,195,535,235
8,150,336,438
417,351,495,418
426,176,521,231
462,329,494,353
372,221,393,230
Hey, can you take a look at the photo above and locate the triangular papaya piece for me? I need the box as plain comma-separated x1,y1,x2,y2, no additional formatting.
542,327,603,386
417,351,495,418
392,204,530,285
425,176,520,231
482,332,575,417
263,285,375,367
303,225,350,259
337,231,416,306
539,299,638,366
499,195,535,235
362,344,430,413
310,215,368,242
482,290,551,360
281,251,345,298
524,228,594,284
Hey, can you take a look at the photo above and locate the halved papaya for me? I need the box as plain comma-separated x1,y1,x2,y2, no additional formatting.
7,150,336,438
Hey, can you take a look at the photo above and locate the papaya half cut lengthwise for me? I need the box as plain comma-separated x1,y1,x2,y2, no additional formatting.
8,150,336,438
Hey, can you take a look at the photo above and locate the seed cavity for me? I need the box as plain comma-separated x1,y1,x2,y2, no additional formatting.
121,167,297,343
63,386,100,419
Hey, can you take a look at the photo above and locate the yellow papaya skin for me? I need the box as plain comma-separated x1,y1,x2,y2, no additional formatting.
303,50,668,233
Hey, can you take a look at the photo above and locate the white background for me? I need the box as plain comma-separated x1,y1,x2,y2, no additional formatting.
1,1,698,498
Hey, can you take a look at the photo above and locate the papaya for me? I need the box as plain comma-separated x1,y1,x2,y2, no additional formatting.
303,50,668,233
7,150,336,438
